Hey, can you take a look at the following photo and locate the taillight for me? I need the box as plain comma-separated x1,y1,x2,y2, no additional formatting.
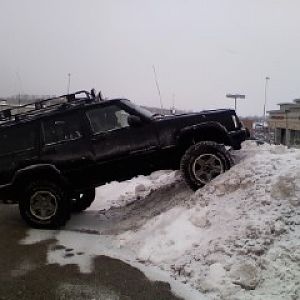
232,115,239,128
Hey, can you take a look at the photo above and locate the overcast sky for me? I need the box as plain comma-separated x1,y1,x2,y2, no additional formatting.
1,0,300,116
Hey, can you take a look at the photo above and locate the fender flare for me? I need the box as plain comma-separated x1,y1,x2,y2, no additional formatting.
12,164,70,190
177,121,232,146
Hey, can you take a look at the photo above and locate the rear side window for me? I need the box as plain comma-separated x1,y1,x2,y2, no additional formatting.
0,123,36,156
42,113,83,145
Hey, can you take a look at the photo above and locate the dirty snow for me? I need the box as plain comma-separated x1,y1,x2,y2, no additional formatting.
21,141,300,300
90,169,181,210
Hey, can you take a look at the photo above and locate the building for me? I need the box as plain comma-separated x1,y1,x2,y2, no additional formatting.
268,99,300,146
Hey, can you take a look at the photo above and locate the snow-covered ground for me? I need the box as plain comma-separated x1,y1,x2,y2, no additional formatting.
90,169,181,211
21,141,300,300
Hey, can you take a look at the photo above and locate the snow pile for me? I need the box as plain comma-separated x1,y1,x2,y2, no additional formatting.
90,170,180,211
119,141,300,299
21,141,300,299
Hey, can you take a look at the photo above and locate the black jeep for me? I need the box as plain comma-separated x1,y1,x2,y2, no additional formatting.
0,90,247,228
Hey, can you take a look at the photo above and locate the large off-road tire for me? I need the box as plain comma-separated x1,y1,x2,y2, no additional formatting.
71,188,96,213
180,141,233,191
19,180,70,229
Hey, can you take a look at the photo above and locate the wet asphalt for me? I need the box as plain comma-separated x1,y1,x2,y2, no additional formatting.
0,203,182,300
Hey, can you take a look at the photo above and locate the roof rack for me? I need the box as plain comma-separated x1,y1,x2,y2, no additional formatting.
0,89,104,126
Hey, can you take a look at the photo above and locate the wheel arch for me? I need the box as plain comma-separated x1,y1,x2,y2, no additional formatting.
177,122,231,152
12,164,70,196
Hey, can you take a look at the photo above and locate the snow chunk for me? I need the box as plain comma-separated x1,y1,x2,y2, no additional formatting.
230,261,260,290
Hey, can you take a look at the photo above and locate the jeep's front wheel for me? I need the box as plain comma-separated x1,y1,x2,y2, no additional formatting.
71,188,96,212
180,141,233,191
19,181,70,229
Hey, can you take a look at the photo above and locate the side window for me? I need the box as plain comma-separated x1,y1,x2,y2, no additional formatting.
0,123,36,155
43,113,82,145
86,105,129,134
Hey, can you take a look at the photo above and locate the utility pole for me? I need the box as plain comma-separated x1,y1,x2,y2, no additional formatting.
67,73,71,94
16,71,22,106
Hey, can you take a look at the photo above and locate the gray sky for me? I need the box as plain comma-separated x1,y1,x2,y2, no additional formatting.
1,0,300,116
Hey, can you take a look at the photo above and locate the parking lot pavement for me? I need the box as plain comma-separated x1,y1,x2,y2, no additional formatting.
0,203,182,300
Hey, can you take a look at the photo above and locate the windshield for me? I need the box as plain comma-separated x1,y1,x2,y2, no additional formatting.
122,100,155,119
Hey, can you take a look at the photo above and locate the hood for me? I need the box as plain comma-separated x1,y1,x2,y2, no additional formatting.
153,109,239,131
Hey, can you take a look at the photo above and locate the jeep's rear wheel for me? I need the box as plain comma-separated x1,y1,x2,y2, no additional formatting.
180,141,233,191
19,181,70,229
71,188,96,212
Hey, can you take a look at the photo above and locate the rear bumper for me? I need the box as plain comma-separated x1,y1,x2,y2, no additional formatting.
228,128,249,150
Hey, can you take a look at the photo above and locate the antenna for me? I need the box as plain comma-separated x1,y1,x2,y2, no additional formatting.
67,73,71,94
152,65,163,111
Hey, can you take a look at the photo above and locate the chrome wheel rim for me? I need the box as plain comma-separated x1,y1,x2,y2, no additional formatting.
192,153,224,184
29,191,58,221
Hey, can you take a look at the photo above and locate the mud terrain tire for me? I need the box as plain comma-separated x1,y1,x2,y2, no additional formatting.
180,141,233,191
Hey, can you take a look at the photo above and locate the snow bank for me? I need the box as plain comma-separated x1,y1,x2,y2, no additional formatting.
119,141,300,299
21,141,300,299
90,170,180,210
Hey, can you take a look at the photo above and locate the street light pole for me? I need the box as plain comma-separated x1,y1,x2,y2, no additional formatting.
263,76,270,142
263,76,270,125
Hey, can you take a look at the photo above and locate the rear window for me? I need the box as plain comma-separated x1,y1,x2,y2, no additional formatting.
0,123,36,156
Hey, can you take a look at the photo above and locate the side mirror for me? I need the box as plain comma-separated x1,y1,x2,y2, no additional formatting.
128,115,142,127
